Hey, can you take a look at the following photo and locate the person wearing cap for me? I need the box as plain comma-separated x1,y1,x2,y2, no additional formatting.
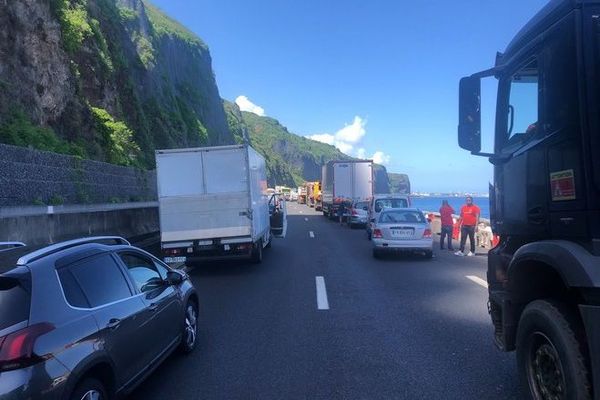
455,196,480,257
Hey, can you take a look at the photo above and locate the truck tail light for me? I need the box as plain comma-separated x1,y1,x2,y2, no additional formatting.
373,229,383,238
423,229,432,238
0,323,54,372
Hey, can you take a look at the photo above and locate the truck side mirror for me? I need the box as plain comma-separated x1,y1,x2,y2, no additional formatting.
458,76,482,153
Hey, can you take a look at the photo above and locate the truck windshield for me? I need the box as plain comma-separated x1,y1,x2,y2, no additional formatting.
504,60,539,149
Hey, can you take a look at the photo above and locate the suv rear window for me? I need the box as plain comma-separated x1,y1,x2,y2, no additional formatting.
374,198,408,212
354,202,369,210
58,254,132,308
0,277,30,330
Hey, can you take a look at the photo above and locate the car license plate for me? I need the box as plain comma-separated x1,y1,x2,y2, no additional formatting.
164,256,186,263
391,229,413,238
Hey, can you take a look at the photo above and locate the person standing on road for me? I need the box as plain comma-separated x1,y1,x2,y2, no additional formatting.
439,200,455,251
338,201,346,225
455,196,480,257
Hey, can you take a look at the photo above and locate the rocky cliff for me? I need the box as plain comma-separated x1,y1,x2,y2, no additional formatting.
0,0,233,167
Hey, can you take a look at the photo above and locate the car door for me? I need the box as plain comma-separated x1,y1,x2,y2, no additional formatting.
116,252,182,361
269,194,287,238
57,253,149,386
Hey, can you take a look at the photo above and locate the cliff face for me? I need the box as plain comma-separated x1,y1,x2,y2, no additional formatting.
0,0,233,167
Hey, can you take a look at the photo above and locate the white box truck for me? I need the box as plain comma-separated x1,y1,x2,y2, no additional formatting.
321,160,373,218
156,145,286,265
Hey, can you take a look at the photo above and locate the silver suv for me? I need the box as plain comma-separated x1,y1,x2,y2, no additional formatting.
0,237,198,400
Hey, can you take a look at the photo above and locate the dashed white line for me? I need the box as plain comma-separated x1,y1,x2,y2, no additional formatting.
315,276,329,310
466,275,488,288
309,231,315,238
304,217,308,221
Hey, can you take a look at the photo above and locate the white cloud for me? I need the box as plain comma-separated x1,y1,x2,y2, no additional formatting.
235,95,265,116
335,116,366,144
372,151,391,165
307,133,335,145
306,116,366,155
336,142,354,154
356,148,366,159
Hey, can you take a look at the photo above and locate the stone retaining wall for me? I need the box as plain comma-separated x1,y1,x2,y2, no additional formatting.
0,143,157,206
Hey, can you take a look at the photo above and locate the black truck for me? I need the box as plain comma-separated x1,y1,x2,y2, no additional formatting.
458,0,600,398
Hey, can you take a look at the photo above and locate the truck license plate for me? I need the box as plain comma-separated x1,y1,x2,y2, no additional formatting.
164,256,186,263
391,229,413,238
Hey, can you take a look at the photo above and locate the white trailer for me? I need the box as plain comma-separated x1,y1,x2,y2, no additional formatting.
156,145,284,265
321,160,373,217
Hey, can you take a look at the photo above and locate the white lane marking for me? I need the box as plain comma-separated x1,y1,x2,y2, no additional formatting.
466,275,488,288
316,276,329,310
305,217,308,221
309,231,315,238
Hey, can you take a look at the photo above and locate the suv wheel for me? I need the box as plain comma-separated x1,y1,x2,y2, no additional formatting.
180,300,198,354
70,378,108,400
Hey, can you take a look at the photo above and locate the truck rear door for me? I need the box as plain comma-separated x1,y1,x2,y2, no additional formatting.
353,162,373,200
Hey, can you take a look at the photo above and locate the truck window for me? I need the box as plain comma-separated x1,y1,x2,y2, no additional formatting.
503,59,539,149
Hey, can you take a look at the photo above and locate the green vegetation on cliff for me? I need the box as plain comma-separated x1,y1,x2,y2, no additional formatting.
1,0,232,169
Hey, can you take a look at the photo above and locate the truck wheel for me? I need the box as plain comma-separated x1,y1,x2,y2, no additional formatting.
251,240,263,264
516,300,591,400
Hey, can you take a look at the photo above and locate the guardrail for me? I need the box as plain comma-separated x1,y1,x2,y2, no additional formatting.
0,201,158,218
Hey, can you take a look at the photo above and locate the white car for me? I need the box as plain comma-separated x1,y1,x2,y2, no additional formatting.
366,194,410,239
349,200,369,228
371,208,433,259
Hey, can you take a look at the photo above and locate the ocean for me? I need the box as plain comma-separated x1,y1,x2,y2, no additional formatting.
410,196,490,219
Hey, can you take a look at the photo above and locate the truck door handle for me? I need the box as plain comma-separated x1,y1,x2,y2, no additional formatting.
106,318,121,330
148,303,158,312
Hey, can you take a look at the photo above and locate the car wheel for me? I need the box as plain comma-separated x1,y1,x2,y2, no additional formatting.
179,300,199,354
70,378,108,400
251,240,263,264
516,300,591,400
424,250,433,259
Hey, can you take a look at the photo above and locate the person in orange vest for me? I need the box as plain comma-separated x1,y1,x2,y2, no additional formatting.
455,196,480,257
439,200,455,251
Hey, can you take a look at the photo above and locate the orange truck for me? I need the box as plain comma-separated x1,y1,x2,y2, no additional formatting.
306,182,322,210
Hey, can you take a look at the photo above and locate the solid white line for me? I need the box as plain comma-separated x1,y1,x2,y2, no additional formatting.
316,276,329,310
309,231,315,238
466,275,489,289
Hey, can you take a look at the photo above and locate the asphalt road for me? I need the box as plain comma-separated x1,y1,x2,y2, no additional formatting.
130,202,521,400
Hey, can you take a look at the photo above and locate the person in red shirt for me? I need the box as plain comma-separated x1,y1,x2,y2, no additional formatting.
439,200,455,251
455,196,481,257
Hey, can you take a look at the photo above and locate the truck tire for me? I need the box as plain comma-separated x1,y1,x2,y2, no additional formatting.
516,300,591,400
251,240,263,264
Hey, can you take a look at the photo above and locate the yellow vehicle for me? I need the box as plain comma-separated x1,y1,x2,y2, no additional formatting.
307,182,321,210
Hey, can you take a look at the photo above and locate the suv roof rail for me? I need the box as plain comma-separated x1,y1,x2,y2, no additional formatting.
17,236,130,266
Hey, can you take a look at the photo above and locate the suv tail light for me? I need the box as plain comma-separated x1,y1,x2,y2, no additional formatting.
373,229,383,238
423,229,432,238
0,323,54,372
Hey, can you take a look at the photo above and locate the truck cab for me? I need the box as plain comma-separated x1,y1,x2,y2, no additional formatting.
458,1,600,397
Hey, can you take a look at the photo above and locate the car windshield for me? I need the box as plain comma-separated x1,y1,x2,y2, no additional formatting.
354,201,368,210
374,198,408,212
379,210,426,224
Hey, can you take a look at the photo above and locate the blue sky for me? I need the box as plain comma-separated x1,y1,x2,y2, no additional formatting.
150,0,548,193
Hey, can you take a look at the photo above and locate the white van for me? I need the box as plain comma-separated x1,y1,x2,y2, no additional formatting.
366,194,411,240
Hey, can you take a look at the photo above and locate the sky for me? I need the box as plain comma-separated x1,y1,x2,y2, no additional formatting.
150,0,549,193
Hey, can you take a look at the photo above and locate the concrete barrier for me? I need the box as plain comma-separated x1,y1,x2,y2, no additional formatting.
0,202,159,246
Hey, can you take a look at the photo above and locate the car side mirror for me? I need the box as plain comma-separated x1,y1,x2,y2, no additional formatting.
166,270,184,285
458,76,481,153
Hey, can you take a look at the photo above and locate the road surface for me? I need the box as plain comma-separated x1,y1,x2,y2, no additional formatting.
131,202,520,400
